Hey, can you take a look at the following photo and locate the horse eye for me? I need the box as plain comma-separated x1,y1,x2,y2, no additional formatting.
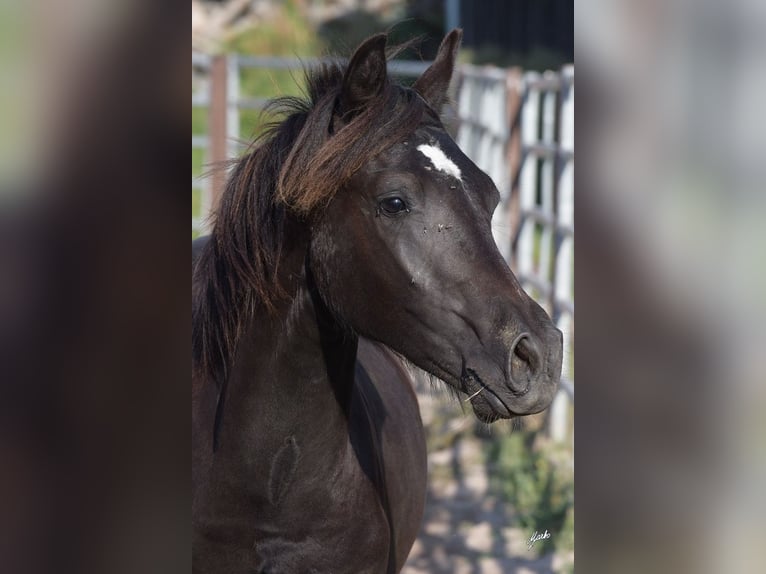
379,197,408,215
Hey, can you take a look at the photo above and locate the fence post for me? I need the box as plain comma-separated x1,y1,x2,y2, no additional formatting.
209,54,228,211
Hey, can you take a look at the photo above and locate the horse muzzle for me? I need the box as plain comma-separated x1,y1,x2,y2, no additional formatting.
466,325,563,421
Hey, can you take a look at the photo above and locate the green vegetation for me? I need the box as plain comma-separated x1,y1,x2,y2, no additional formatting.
485,431,574,559
192,108,208,138
224,0,319,138
224,0,319,58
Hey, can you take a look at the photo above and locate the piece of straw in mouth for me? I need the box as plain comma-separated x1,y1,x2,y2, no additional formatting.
464,387,484,402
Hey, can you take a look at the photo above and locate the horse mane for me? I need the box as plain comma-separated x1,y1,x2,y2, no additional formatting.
192,51,427,391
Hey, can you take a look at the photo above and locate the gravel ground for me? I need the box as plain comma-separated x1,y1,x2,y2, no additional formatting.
402,383,573,574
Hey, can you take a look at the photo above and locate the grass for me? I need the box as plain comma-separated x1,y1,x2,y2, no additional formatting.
485,431,574,560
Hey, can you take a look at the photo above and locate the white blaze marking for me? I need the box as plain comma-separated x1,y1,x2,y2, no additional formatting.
417,144,462,180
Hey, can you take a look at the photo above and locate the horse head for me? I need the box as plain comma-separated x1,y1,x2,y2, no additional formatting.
305,31,563,422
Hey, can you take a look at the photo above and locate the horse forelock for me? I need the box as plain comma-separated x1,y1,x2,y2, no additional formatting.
276,64,426,214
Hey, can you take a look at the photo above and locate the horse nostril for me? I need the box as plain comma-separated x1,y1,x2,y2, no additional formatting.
507,333,542,394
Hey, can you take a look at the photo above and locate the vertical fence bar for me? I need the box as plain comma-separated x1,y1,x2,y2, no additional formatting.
518,73,540,293
478,78,493,177
549,380,569,442
209,54,228,211
226,54,241,158
550,65,575,443
486,75,510,260
455,72,471,157
539,78,557,313
557,65,574,374
506,68,523,267
556,67,574,317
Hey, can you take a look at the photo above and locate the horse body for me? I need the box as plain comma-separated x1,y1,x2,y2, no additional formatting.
193,29,563,573
193,235,426,573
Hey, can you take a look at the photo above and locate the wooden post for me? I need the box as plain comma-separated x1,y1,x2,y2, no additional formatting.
209,54,228,211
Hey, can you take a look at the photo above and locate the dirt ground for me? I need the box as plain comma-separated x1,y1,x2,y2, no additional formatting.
402,382,573,574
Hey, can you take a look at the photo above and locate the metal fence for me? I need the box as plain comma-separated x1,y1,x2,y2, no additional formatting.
192,54,574,441
520,68,574,442
454,64,574,441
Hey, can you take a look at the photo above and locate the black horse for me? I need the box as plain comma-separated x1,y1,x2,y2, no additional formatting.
192,30,562,573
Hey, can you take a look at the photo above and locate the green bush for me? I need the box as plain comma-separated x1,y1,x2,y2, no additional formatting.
486,432,573,556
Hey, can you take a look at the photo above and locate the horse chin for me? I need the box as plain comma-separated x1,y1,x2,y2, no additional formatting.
459,368,513,422
473,409,504,424
466,386,514,422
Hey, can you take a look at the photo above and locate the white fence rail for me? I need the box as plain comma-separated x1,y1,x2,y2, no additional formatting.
192,54,574,440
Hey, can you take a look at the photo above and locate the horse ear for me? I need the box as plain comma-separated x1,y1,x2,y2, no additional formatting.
337,33,388,119
413,29,463,111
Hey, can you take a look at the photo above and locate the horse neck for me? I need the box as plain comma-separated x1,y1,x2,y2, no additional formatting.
220,242,359,457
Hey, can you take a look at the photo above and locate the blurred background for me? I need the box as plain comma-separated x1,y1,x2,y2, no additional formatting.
192,1,574,572
1,1,764,573
575,1,766,573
